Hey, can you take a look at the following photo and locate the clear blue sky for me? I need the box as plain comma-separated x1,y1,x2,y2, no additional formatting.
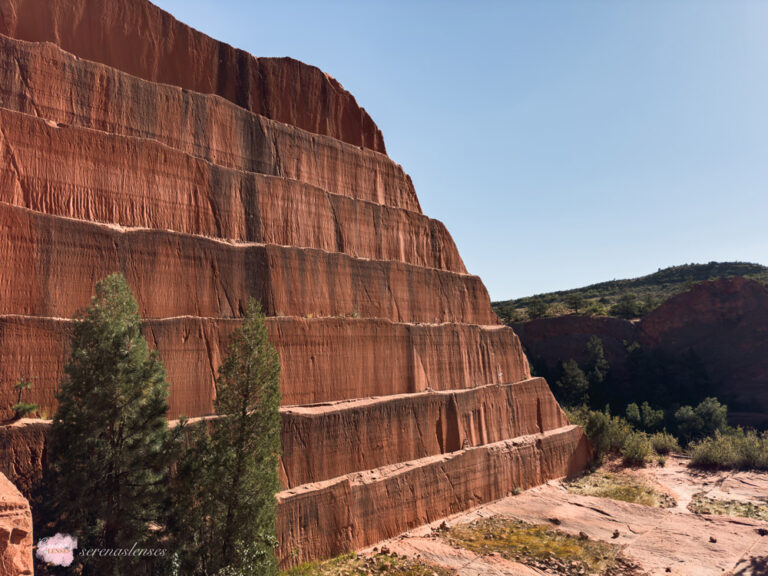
152,0,768,300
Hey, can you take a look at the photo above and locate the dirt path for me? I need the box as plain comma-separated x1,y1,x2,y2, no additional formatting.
373,457,768,575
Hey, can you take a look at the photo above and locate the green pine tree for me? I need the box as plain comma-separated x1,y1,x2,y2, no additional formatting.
556,359,590,406
171,299,281,575
45,274,170,575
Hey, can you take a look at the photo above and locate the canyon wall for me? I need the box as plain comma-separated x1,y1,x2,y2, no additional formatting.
0,0,386,152
0,0,588,568
514,278,768,425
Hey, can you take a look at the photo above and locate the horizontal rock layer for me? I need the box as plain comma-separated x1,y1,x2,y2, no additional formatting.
0,0,386,152
0,472,32,576
280,378,567,488
0,107,457,271
0,316,529,419
0,202,488,324
277,425,591,566
0,421,589,569
0,38,417,211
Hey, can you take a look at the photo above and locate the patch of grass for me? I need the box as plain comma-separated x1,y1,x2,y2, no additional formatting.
282,552,455,576
688,493,768,522
565,472,676,508
445,517,624,575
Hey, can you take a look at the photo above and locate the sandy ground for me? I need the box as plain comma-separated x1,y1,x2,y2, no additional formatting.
370,457,768,575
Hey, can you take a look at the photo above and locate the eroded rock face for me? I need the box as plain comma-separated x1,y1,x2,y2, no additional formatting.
0,317,529,419
513,278,768,423
0,0,386,152
0,473,33,576
0,0,588,566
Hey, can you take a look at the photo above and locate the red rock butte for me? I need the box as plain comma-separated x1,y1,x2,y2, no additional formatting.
0,0,590,567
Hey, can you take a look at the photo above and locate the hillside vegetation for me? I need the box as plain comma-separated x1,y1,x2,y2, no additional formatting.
493,262,768,323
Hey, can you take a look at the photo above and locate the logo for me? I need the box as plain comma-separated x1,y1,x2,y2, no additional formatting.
36,533,78,567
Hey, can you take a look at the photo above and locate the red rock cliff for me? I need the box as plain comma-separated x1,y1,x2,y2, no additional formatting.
0,0,588,566
0,472,33,576
0,0,386,153
513,278,768,424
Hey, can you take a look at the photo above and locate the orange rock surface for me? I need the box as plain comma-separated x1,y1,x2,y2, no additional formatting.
0,203,488,323
0,316,529,419
0,106,454,269
0,0,589,566
277,426,591,566
280,378,568,488
0,472,33,576
0,0,386,152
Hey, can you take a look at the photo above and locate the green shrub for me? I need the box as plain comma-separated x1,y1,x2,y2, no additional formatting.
650,432,681,455
689,429,768,471
567,407,633,461
621,432,653,466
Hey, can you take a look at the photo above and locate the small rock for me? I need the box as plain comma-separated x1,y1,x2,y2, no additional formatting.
665,569,671,573
709,536,717,543
380,545,390,554
757,528,768,536
548,517,562,525
612,529,620,539
578,531,589,540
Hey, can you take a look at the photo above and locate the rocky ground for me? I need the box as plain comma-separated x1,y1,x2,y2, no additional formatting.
365,456,768,575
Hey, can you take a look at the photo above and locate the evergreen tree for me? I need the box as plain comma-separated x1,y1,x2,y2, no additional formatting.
171,300,281,575
556,359,589,406
565,293,586,314
527,298,549,319
46,274,170,575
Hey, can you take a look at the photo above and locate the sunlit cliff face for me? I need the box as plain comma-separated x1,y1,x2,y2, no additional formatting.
0,523,33,576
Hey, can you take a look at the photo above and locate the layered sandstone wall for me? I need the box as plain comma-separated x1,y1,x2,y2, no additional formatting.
280,378,567,488
0,0,588,566
0,472,33,576
0,202,487,324
0,316,529,419
277,426,591,565
0,420,589,568
0,107,456,270
0,47,417,211
0,0,386,152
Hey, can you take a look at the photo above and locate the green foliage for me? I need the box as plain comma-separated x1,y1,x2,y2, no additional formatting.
565,292,586,314
569,406,633,461
620,432,653,466
11,402,38,418
585,336,609,387
625,403,641,424
45,274,170,576
171,300,282,576
674,397,728,443
526,298,549,319
649,431,681,455
11,378,38,419
611,292,640,319
626,401,664,432
555,360,589,406
492,261,768,323
688,429,768,470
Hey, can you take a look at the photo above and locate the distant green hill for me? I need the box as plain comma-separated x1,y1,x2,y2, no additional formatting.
492,262,768,323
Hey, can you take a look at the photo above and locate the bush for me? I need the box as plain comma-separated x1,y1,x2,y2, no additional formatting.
621,432,653,466
675,397,728,443
567,407,633,461
650,432,681,455
689,429,768,471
